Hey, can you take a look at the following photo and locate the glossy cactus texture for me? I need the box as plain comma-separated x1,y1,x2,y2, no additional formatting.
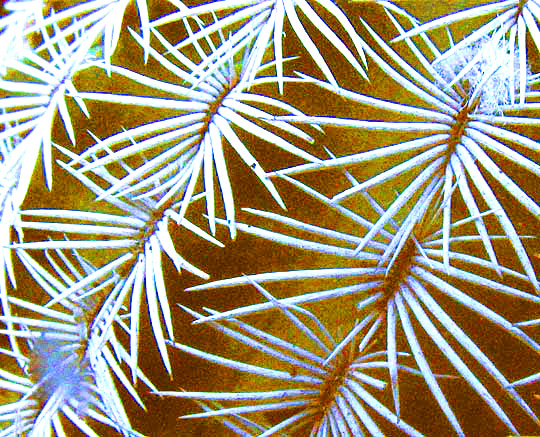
1,0,540,436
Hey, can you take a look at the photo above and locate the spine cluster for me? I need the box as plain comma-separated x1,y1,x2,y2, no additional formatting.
1,0,540,436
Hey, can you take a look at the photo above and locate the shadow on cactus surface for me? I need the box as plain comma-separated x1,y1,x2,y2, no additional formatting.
1,0,540,435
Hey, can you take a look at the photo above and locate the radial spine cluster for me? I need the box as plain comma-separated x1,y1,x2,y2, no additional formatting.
1,0,540,436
